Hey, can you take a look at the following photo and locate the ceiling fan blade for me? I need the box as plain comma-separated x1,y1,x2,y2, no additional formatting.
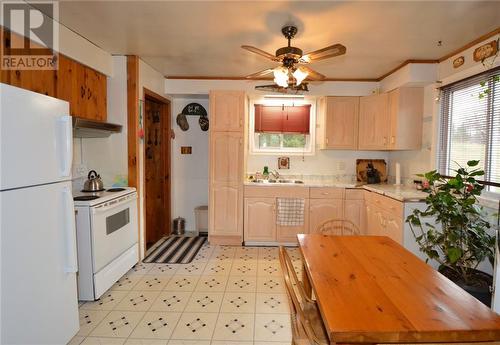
300,66,326,80
245,68,274,79
300,44,346,63
241,45,280,61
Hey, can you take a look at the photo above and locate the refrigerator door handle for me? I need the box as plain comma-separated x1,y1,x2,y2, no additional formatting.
57,115,73,178
63,187,78,273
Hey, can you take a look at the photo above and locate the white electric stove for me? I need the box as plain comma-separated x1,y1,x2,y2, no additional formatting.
74,187,139,300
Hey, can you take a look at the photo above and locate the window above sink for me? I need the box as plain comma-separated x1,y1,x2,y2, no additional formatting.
249,96,316,155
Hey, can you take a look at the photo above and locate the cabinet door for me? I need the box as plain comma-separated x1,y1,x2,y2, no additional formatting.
244,198,276,242
210,184,241,236
358,93,389,150
366,204,385,236
210,132,243,184
324,97,359,149
388,88,423,150
344,199,365,234
9,69,56,97
383,210,403,244
309,199,343,234
84,67,107,121
56,55,77,115
210,91,245,132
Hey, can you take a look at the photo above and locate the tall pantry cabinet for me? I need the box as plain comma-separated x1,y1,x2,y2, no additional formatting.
208,91,246,245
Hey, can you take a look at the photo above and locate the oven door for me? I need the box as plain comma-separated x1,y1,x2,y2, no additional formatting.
90,192,138,272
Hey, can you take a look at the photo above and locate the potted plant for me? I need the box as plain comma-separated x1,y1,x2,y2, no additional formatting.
406,160,496,306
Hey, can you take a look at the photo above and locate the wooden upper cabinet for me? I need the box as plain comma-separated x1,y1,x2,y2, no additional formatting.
358,93,389,150
388,87,423,150
210,90,245,132
210,132,243,184
322,96,359,149
244,197,276,242
56,55,107,121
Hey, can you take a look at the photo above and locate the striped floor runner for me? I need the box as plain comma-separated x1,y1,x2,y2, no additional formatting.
143,235,207,264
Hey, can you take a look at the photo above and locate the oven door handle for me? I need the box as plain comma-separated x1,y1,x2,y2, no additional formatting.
63,187,78,273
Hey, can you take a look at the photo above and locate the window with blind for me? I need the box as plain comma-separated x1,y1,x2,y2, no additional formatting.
438,66,500,193
250,101,315,154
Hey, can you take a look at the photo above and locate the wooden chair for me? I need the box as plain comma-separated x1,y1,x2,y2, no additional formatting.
316,218,360,236
279,246,329,345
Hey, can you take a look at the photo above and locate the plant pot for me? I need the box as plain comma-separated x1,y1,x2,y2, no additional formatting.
439,266,493,307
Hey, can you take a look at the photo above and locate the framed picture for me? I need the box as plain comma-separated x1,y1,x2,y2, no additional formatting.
278,157,290,169
473,40,498,62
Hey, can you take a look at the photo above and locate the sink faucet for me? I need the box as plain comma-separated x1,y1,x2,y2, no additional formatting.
270,169,280,180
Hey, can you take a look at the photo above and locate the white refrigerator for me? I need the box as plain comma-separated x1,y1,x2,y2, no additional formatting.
0,83,79,344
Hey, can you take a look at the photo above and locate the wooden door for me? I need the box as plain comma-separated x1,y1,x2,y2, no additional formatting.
144,97,170,249
210,90,245,132
244,198,276,242
210,132,243,184
324,97,359,149
309,199,343,233
210,184,241,236
358,93,389,150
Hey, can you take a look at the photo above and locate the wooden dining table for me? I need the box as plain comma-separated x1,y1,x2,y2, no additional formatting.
297,234,500,345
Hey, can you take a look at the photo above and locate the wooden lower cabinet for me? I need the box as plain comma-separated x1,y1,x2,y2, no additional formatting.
309,199,343,234
344,199,365,234
209,183,242,237
244,198,276,242
365,192,403,243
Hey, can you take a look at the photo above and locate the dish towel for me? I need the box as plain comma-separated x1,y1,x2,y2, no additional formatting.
277,198,305,226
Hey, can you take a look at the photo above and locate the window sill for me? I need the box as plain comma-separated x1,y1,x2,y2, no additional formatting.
248,150,315,156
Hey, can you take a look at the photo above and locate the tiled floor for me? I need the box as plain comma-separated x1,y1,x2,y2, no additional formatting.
69,244,303,345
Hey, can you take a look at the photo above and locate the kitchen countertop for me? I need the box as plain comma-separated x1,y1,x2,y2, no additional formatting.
244,180,428,202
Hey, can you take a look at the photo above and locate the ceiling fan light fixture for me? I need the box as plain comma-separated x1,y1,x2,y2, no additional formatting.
273,66,289,88
293,67,308,86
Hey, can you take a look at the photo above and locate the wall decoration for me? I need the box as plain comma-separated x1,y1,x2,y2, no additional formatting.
278,156,290,169
473,40,498,62
181,146,192,154
176,113,189,131
182,103,207,117
453,56,464,68
199,114,209,131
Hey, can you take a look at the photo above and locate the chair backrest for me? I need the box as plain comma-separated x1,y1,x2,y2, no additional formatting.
279,246,325,345
316,218,360,236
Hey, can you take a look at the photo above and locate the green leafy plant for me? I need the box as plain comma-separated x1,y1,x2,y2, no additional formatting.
479,75,499,99
406,160,495,285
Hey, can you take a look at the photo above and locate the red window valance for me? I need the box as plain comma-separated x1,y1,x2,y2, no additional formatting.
254,104,311,134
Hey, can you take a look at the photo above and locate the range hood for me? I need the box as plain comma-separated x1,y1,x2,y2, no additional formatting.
72,117,122,138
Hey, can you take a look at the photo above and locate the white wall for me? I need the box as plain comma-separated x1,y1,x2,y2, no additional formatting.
72,56,128,189
171,98,209,230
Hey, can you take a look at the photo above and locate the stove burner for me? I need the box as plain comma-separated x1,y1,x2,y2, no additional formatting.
81,189,105,193
74,195,100,201
107,188,126,192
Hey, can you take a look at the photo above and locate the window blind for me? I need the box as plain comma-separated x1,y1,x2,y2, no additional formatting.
438,66,500,191
254,104,311,134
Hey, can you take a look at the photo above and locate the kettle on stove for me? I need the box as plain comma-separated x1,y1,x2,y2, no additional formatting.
83,170,104,192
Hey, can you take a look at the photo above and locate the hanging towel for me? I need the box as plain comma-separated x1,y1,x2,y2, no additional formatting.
277,198,305,226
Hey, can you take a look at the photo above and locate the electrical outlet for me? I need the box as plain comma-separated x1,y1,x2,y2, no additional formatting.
337,161,346,171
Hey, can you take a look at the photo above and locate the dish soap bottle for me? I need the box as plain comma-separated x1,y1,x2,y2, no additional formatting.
263,166,270,180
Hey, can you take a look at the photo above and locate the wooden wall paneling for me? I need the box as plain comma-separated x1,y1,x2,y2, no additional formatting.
127,56,139,189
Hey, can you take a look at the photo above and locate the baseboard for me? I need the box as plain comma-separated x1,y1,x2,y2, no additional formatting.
208,235,243,245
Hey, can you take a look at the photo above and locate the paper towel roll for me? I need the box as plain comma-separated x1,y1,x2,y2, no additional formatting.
395,163,401,185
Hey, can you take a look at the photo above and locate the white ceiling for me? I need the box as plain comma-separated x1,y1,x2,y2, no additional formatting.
52,1,500,79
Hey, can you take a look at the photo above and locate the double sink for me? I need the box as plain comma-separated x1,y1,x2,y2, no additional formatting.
251,179,304,185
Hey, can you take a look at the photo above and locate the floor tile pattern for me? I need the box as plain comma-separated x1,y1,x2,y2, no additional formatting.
71,244,301,345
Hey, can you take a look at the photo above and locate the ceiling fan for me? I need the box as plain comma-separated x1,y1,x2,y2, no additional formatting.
242,25,346,89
